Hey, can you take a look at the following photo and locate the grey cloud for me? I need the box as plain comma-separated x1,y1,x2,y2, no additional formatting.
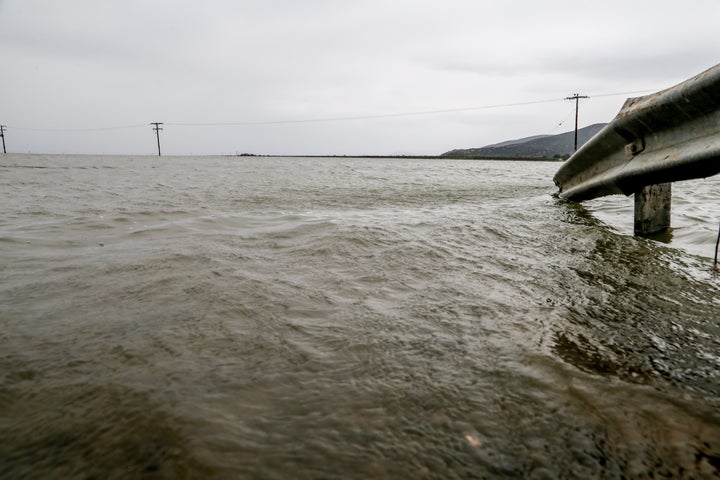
1,0,718,155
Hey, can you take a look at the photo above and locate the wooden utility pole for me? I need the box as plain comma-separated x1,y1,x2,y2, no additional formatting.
0,125,6,154
150,122,163,156
565,93,588,152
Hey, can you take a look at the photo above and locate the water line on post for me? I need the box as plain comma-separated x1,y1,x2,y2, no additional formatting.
714,222,720,272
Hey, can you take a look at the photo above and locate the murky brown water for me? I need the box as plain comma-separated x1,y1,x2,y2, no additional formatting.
1,154,719,479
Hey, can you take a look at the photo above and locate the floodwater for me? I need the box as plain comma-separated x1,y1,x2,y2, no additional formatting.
1,154,719,479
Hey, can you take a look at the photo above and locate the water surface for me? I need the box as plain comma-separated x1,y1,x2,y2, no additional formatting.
1,154,719,478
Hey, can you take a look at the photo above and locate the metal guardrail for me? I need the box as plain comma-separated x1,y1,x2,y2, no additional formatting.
554,63,720,202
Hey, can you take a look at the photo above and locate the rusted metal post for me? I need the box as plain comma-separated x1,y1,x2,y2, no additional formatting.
634,183,671,235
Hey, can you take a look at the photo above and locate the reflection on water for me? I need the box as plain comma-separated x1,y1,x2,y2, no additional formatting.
1,154,719,478
640,227,674,244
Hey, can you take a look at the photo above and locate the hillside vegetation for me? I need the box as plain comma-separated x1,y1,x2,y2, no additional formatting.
441,123,606,160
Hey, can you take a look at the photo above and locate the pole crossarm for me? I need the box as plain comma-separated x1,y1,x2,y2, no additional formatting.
564,94,589,101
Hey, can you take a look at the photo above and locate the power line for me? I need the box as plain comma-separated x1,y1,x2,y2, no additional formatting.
8,124,148,132
2,89,657,134
164,98,569,127
204,99,562,124
549,103,578,132
590,89,655,98
164,90,655,127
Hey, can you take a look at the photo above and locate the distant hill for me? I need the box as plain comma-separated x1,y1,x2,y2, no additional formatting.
441,123,606,160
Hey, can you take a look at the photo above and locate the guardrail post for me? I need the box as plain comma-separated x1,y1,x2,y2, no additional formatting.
634,183,671,235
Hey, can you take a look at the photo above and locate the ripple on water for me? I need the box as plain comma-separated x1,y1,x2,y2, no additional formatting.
2,156,720,478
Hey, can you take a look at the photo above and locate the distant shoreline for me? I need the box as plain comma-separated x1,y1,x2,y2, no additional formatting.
232,154,564,161
1,152,563,161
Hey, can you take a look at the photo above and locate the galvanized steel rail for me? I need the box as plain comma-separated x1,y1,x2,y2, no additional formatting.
554,63,720,202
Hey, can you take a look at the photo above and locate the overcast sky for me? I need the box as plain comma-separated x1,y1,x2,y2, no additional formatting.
0,0,717,156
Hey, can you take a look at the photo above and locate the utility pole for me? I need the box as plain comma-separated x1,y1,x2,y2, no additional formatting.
150,122,163,156
0,125,6,154
565,93,588,152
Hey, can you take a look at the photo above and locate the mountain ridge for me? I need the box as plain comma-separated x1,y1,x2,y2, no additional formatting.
441,123,606,159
